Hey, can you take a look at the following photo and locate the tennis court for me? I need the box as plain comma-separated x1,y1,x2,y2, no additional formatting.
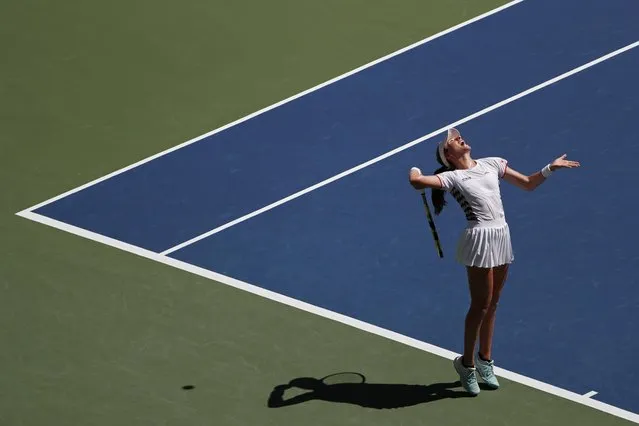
3,0,638,424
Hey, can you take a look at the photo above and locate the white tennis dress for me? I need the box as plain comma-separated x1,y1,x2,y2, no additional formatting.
436,157,514,268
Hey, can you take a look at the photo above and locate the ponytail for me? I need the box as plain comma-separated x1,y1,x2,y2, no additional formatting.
431,165,448,215
431,143,454,215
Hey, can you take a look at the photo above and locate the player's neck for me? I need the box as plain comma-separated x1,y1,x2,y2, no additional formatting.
455,154,475,170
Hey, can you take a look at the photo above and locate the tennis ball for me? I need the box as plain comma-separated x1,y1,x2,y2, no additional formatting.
410,167,421,174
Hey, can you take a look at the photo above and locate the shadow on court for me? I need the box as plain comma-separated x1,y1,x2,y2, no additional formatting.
267,373,478,409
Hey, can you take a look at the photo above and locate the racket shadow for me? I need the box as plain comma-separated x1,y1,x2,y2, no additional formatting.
267,373,473,409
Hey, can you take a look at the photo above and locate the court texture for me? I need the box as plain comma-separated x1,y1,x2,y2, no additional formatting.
2,0,639,425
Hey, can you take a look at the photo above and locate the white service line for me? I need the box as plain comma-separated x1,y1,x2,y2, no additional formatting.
17,0,524,215
15,210,639,424
161,39,639,255
584,391,599,398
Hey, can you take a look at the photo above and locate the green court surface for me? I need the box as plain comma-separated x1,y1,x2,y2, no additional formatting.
0,0,633,425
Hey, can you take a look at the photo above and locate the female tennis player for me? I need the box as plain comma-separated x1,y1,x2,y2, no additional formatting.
408,128,579,395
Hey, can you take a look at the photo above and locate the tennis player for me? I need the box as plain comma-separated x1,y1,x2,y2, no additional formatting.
408,128,579,395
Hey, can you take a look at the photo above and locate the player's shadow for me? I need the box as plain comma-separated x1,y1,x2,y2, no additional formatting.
267,374,474,409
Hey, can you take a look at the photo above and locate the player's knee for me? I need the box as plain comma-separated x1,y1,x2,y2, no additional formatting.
470,298,492,316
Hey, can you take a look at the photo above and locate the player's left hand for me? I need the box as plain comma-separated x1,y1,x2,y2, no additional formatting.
409,167,422,178
550,154,580,171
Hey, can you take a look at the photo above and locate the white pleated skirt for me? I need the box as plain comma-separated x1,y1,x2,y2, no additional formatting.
456,220,514,268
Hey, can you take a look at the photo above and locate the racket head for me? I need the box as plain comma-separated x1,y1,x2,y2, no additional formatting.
319,372,366,385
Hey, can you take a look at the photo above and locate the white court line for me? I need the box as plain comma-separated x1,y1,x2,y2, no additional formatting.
17,0,524,215
161,40,639,255
584,391,599,398
15,210,639,424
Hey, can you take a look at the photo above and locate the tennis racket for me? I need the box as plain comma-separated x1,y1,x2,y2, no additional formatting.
420,190,444,258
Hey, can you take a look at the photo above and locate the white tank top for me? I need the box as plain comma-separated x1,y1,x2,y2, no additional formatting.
436,157,508,227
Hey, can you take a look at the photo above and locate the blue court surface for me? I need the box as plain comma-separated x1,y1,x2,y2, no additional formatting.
22,0,639,420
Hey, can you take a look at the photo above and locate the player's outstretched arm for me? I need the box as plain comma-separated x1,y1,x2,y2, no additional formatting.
503,154,580,191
